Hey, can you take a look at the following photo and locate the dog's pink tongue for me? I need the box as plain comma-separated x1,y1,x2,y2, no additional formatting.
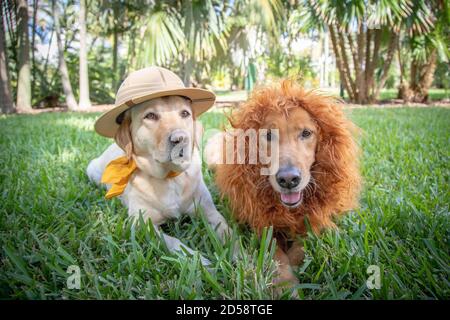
281,192,301,204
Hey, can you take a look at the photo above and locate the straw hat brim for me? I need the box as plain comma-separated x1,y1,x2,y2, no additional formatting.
95,87,215,138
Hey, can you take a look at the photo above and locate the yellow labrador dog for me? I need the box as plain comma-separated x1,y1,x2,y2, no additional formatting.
87,96,230,265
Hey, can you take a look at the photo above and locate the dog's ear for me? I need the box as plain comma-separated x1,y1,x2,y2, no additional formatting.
193,116,203,148
114,112,133,160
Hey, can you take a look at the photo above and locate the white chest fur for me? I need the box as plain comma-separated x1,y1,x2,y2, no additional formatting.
122,153,202,225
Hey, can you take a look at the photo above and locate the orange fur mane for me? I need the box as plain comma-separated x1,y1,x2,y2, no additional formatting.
214,80,362,237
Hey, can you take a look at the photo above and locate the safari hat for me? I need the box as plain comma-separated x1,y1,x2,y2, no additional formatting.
95,66,216,138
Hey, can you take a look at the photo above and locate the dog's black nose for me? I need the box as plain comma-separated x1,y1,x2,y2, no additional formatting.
276,167,301,189
169,130,188,146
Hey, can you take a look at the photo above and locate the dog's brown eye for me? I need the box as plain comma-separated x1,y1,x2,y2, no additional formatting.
301,129,312,139
180,110,191,118
144,112,159,121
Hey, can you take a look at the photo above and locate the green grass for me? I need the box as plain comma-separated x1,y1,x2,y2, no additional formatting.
378,88,450,101
0,107,449,299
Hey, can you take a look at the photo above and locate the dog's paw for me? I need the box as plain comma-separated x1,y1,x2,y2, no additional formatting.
200,255,212,267
287,242,305,267
273,277,299,299
215,221,232,242
273,265,299,299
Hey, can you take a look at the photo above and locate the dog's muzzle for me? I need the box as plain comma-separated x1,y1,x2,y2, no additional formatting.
169,129,190,163
275,166,303,207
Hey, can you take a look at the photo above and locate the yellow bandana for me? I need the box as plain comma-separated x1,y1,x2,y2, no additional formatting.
101,156,182,199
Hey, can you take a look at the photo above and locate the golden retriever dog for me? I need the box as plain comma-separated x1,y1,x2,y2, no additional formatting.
87,96,230,265
206,80,361,288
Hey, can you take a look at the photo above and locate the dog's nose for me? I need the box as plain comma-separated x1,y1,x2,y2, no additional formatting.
169,130,188,147
276,167,301,189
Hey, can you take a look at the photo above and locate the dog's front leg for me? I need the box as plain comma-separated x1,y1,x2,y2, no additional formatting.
193,181,231,242
157,229,211,266
128,206,211,266
286,241,305,267
273,244,299,298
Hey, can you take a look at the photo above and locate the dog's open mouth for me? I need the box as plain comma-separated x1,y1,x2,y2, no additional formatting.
280,191,303,207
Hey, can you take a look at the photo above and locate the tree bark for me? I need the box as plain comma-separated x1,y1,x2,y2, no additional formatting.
364,29,371,82
112,30,118,90
52,0,78,110
396,34,412,102
356,24,366,103
410,60,418,91
41,28,54,92
16,0,32,112
374,33,398,100
78,0,91,109
323,29,329,87
329,24,354,101
111,3,119,91
0,10,15,114
346,33,363,103
412,49,437,103
367,29,381,99
31,0,38,100
337,31,356,100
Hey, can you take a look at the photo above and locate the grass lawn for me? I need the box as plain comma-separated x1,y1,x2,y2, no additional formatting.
378,88,450,101
0,107,449,299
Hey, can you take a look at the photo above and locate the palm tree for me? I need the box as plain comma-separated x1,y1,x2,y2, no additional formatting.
298,0,433,104
133,4,184,71
133,1,228,87
398,0,449,103
126,0,281,88
219,0,283,90
96,0,143,90
0,0,15,113
52,0,78,110
16,0,32,112
179,0,229,86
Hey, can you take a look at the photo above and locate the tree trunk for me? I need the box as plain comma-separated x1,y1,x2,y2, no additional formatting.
329,24,398,104
346,26,369,104
337,31,356,100
329,24,354,101
52,0,78,110
323,29,329,86
409,60,417,96
374,33,398,100
112,29,118,90
412,49,437,103
31,0,38,100
41,28,53,93
366,29,381,99
111,3,119,91
0,11,15,114
356,24,367,103
16,0,32,112
78,0,91,109
364,29,371,83
396,34,413,102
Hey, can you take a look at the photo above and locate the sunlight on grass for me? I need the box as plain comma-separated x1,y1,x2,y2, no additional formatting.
53,114,97,131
